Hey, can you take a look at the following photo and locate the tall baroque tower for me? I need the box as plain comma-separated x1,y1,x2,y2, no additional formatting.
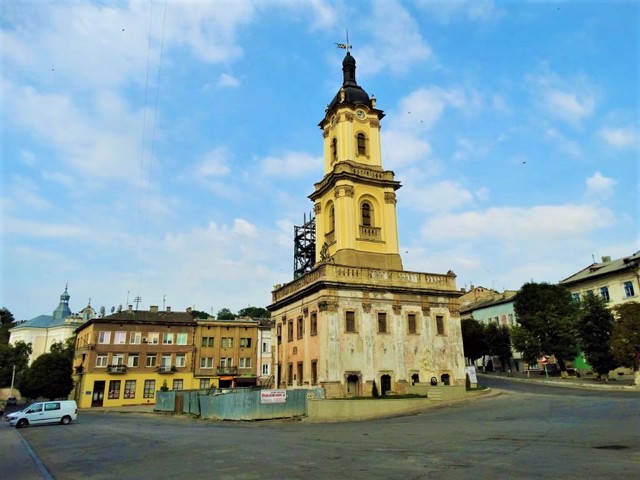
269,51,465,398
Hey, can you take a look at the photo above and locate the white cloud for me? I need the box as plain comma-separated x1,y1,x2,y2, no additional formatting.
196,148,232,177
382,130,432,170
585,172,616,199
401,178,476,214
260,151,322,178
527,68,597,127
6,217,92,239
421,204,614,243
356,0,432,76
416,0,504,23
599,127,638,149
217,73,240,88
545,128,581,157
232,218,258,237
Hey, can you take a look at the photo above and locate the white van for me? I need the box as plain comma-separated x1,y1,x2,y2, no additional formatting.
9,400,77,428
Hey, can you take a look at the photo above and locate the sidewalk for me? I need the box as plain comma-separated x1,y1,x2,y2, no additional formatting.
0,422,51,479
79,404,157,414
478,370,639,391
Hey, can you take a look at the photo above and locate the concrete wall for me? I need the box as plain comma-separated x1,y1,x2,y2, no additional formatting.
307,397,431,422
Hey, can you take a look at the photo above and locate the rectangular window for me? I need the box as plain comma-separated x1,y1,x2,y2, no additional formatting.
377,312,387,333
240,337,252,348
571,293,580,302
287,363,293,386
112,353,124,366
220,357,233,367
162,332,174,345
288,320,294,341
96,355,108,367
345,311,356,333
262,341,269,353
311,360,318,385
310,312,318,336
44,402,60,411
201,336,214,348
277,324,282,345
108,380,121,399
221,337,233,348
175,354,186,368
297,317,304,339
624,281,635,298
161,354,172,367
98,331,111,344
297,362,303,384
239,357,252,368
143,379,155,399
148,332,159,345
508,314,514,326
407,313,417,334
124,380,136,399
130,332,142,344
114,331,126,344
199,378,210,390
600,286,610,302
146,354,157,367
436,316,445,335
200,357,213,368
172,379,183,390
127,354,139,368
176,333,188,345
262,363,270,375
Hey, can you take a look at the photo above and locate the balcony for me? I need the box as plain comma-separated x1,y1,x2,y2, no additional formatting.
358,225,381,241
158,365,177,374
74,365,84,375
216,366,238,376
106,365,127,374
78,343,95,351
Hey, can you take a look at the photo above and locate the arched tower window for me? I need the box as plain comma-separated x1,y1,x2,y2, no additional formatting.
361,201,372,227
331,138,338,162
328,204,335,232
357,133,367,156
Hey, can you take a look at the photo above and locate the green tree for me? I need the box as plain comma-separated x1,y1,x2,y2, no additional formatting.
577,292,617,379
0,307,16,344
17,351,74,400
216,308,237,320
0,340,32,387
485,323,513,371
511,325,541,367
460,319,487,364
513,282,580,375
611,301,640,385
237,306,270,318
50,336,76,363
189,310,211,319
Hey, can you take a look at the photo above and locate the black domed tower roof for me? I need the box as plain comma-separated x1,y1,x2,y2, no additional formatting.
327,51,372,110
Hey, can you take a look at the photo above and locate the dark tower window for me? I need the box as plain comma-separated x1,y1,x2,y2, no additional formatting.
329,205,335,232
361,202,372,227
331,138,338,162
357,133,366,156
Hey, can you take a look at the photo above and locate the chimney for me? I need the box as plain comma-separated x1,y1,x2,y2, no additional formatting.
128,305,133,312
186,307,192,314
150,305,159,313
166,306,171,312
601,256,612,263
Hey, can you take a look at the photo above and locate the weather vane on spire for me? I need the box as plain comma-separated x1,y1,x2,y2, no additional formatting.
335,29,351,52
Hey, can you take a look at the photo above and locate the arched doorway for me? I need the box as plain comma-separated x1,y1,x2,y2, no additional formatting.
346,374,359,396
440,373,450,386
380,374,392,396
411,373,420,385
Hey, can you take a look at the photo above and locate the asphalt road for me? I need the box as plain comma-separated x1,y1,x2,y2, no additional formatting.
8,385,640,480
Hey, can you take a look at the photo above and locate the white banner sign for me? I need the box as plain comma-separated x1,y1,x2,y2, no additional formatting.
465,366,478,384
260,389,287,404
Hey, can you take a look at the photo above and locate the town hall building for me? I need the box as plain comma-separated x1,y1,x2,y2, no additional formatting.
268,50,465,398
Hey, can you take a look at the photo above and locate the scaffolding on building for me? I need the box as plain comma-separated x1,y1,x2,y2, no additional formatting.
293,212,316,279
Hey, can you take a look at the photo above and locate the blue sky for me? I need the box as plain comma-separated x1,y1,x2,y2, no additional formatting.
1,0,638,321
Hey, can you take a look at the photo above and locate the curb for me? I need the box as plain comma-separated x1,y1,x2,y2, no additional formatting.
478,373,639,392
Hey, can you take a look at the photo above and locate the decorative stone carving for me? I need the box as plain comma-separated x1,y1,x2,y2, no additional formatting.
343,185,354,197
314,202,321,214
318,300,338,312
323,128,329,138
303,307,309,317
384,192,397,204
362,303,371,313
345,112,354,121
421,306,431,316
392,304,402,315
369,119,380,128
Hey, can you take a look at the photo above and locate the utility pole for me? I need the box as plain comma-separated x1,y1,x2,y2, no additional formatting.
10,364,16,397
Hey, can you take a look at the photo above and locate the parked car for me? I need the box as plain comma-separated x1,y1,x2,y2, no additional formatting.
6,396,17,406
9,400,77,428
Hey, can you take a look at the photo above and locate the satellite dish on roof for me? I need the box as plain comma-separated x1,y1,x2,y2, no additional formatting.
100,306,106,317
117,305,123,313
111,306,115,313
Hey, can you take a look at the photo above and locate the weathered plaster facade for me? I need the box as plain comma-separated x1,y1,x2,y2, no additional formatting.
269,51,465,398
